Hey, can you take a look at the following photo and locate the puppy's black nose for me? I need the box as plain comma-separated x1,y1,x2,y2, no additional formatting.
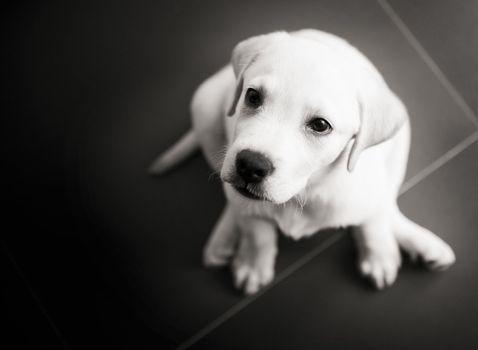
235,150,274,183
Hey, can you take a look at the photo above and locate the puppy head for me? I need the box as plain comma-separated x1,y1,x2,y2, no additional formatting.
221,31,406,204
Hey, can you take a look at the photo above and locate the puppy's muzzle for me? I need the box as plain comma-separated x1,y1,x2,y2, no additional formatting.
225,150,274,201
235,150,274,183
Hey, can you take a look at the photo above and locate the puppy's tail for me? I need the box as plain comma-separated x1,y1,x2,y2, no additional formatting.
148,130,199,175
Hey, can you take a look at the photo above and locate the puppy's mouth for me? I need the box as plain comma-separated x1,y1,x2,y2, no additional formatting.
222,175,269,201
233,184,264,200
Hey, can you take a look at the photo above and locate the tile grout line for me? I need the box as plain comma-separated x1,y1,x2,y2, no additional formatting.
175,233,344,350
1,241,71,350
377,0,478,130
400,131,478,195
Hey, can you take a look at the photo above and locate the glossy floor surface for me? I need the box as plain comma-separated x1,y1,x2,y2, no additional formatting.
4,1,478,349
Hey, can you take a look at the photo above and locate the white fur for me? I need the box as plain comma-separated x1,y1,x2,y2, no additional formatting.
152,29,455,294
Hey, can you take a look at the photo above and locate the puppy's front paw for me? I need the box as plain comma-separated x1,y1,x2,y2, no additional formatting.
358,249,401,290
232,254,275,295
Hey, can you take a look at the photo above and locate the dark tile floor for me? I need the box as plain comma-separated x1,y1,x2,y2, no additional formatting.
3,1,478,349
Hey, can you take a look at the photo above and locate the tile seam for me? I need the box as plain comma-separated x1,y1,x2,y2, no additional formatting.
378,0,478,130
1,241,71,350
400,131,478,195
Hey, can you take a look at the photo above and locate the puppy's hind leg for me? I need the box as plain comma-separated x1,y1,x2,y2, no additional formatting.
392,207,455,271
203,204,238,267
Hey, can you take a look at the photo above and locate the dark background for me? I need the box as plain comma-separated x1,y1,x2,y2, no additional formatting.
3,1,478,349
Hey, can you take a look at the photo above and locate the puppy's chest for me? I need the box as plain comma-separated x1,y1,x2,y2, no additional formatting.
270,196,353,239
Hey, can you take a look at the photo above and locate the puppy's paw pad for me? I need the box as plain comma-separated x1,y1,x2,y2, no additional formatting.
421,242,456,271
233,261,274,295
359,253,401,290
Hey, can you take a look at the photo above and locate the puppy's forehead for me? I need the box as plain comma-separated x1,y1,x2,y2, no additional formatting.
255,39,347,72
249,42,351,87
246,40,352,93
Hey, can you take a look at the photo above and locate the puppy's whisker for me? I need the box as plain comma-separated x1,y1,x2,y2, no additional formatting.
296,195,306,211
300,186,309,206
208,170,221,182
293,197,305,214
208,147,229,170
212,146,228,162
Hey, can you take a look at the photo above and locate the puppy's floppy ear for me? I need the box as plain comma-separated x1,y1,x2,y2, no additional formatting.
227,76,244,117
227,32,289,116
347,73,407,171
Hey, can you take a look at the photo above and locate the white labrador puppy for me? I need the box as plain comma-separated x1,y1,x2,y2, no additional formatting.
150,30,455,294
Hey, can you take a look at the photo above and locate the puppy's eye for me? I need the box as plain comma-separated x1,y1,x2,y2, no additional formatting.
245,88,262,108
307,117,332,134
